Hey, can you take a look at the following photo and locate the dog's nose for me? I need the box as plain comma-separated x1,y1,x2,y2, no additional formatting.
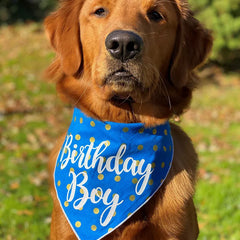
105,30,143,61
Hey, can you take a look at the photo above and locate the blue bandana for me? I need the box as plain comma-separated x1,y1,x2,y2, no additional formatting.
54,108,173,240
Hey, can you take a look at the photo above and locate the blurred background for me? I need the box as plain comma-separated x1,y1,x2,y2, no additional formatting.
0,0,239,239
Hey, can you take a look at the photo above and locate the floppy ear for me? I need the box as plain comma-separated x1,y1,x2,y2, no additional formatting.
44,0,84,76
170,10,213,88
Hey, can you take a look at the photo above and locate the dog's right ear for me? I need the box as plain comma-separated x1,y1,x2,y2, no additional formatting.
44,1,83,76
170,0,213,89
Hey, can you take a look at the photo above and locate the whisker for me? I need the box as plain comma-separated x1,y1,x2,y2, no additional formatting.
159,74,172,110
73,83,89,107
140,57,172,111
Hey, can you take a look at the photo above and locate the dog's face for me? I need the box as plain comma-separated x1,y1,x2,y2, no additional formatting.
80,0,178,105
45,0,212,126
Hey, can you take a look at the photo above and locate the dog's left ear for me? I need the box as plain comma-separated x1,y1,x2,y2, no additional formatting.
170,10,213,88
44,1,84,76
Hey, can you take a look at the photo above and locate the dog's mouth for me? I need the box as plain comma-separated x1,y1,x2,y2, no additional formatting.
98,65,151,107
103,68,140,106
104,67,141,91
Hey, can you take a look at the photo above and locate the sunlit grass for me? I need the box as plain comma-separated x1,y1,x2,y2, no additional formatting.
181,76,240,240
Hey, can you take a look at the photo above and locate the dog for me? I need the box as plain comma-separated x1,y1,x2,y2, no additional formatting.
44,0,212,239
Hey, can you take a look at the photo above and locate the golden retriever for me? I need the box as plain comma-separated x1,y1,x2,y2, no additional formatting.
45,0,212,239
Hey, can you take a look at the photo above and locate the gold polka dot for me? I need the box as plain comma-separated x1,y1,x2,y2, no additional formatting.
88,155,91,160
64,148,68,154
153,129,157,135
151,162,156,168
138,145,143,151
90,121,95,127
93,208,99,214
103,157,106,163
136,160,140,166
64,201,69,207
161,179,164,183
74,117,76,122
163,146,167,152
169,145,172,151
138,127,144,134
112,193,116,198
105,140,110,146
164,129,168,135
128,213,132,217
149,179,154,185
115,176,121,182
161,162,165,168
153,145,158,151
57,180,61,186
98,174,104,180
80,117,83,124
129,195,135,201
74,150,78,156
75,221,81,228
91,225,97,231
70,168,74,172
113,211,116,216
78,207,83,211
67,184,71,190
90,137,95,143
119,159,123,164
132,178,138,184
123,127,129,132
108,228,113,232
105,124,111,130
96,190,102,197
80,188,84,194
75,134,81,140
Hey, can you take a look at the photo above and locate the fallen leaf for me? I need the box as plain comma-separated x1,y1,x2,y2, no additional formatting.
17,210,33,216
10,181,20,190
29,170,49,186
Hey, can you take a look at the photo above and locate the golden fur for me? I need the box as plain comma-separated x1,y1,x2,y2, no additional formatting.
45,0,212,239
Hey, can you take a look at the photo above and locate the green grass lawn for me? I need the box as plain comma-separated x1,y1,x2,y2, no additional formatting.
0,24,239,240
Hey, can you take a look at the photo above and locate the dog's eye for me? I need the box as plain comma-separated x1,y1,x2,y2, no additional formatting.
94,8,107,17
147,10,164,22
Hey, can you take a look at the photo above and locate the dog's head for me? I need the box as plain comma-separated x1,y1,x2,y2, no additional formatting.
45,0,212,126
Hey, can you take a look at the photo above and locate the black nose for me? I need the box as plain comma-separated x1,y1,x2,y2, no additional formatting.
105,30,143,61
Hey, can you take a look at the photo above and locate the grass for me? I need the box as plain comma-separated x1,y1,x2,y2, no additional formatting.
185,77,240,239
181,77,240,240
0,24,239,240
